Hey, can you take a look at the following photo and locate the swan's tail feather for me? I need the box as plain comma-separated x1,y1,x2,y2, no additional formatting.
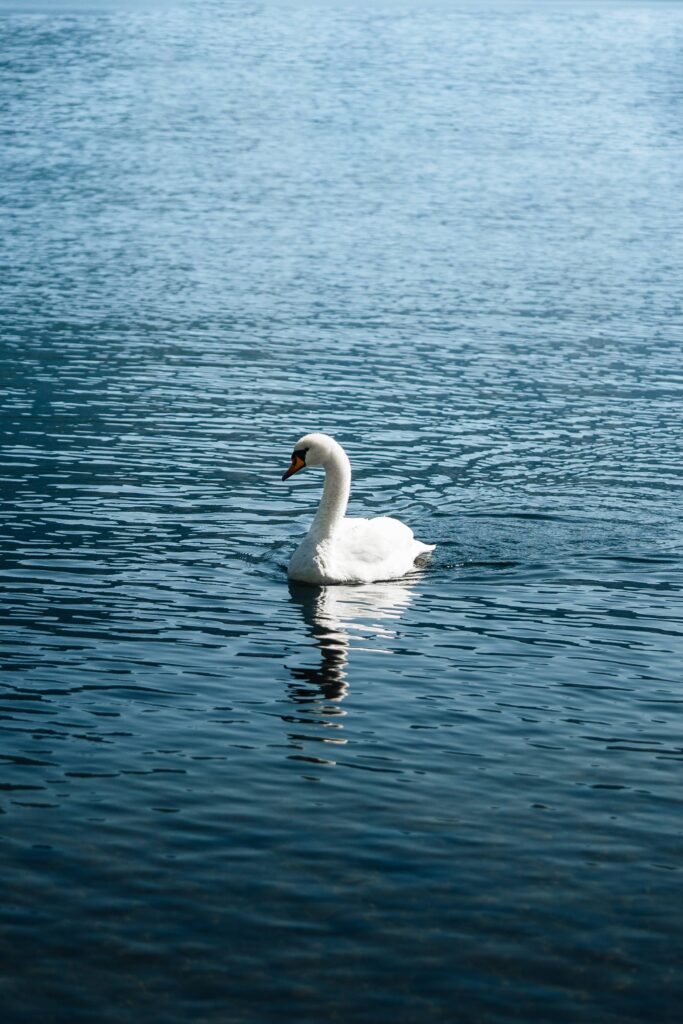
415,541,436,555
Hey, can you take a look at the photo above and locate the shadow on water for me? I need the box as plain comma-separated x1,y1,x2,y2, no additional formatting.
283,579,415,765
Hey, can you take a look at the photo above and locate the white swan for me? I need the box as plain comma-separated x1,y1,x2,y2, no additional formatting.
282,433,435,585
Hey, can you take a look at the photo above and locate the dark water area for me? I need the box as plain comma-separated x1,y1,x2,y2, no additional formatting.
2,1,683,1021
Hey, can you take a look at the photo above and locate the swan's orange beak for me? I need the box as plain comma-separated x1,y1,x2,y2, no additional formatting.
282,452,306,481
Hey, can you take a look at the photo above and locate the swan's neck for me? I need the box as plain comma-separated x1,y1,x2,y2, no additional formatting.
311,446,351,538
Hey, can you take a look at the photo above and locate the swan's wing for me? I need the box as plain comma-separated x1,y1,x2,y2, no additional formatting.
338,516,422,565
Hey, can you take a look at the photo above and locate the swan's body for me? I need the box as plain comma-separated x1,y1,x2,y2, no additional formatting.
282,433,435,585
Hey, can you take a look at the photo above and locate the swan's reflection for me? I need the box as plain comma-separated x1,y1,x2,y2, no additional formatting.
284,580,414,765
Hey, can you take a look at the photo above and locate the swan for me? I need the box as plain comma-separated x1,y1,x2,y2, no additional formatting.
282,432,435,585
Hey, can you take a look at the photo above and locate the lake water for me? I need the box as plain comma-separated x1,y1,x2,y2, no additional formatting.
2,1,683,1021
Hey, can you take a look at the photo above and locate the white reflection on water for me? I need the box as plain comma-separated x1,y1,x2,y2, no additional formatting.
284,580,415,764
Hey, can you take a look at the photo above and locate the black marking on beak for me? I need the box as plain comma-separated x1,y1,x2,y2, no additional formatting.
282,447,309,482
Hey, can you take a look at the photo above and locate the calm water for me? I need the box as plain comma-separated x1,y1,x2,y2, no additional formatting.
2,1,683,1021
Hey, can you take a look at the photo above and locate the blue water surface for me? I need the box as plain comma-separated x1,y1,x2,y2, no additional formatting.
1,2,683,1022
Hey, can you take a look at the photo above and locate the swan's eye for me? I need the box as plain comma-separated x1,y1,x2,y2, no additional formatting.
294,448,309,462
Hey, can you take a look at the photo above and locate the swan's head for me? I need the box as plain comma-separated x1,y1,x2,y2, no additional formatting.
281,432,340,481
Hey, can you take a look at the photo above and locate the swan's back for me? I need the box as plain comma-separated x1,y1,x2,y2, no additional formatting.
334,515,434,583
